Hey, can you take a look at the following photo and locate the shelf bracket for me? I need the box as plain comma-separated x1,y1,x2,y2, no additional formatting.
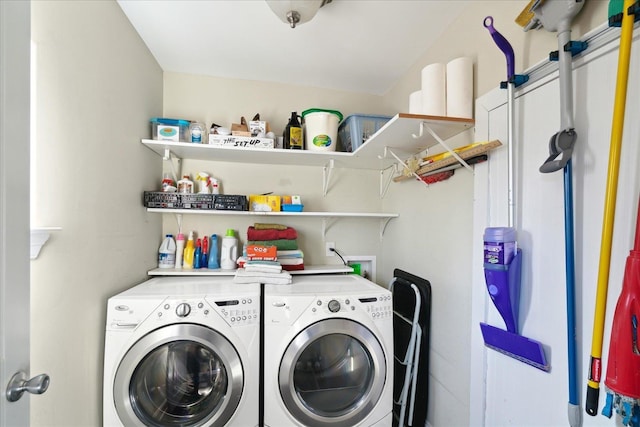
379,217,394,240
380,164,396,198
422,123,473,173
384,147,430,188
321,217,338,238
163,148,182,183
322,159,335,197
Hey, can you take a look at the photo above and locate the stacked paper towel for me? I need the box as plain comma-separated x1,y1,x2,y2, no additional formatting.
409,57,474,119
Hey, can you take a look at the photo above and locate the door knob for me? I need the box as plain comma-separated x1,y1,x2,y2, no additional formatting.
6,371,50,402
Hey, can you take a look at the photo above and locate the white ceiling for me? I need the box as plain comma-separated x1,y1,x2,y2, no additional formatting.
117,0,469,96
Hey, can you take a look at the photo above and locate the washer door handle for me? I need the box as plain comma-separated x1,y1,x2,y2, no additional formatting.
272,302,286,307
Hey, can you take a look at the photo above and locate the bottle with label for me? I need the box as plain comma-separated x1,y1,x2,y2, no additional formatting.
158,234,176,269
161,173,175,192
283,112,303,150
220,229,239,270
174,233,185,268
189,122,205,143
194,238,202,269
177,175,194,194
183,231,196,269
208,234,220,269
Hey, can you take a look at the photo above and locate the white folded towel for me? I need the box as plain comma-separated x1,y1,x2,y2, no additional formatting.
279,257,304,266
233,268,292,285
245,262,282,274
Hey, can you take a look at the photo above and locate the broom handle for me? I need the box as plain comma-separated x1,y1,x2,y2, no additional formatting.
586,0,635,416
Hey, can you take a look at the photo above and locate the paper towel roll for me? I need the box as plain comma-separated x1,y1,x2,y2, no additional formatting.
421,63,446,116
409,90,422,114
446,57,474,119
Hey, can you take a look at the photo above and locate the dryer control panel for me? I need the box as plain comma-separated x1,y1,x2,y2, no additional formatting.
311,294,392,320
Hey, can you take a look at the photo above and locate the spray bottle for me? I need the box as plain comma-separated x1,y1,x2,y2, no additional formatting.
183,231,196,269
194,238,202,269
202,236,209,268
208,234,220,269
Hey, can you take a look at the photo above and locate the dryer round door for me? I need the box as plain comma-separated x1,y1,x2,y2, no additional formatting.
113,323,243,427
278,318,387,427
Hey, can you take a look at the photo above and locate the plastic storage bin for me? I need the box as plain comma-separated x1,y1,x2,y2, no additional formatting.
150,118,190,142
338,114,392,152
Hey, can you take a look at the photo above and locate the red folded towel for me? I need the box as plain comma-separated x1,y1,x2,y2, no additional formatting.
282,263,305,271
247,226,297,241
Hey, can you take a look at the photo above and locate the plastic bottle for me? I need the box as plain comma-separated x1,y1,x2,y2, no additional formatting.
161,173,175,192
183,231,196,269
283,112,303,150
208,234,220,269
158,234,176,269
194,238,202,269
211,178,220,195
220,229,239,270
202,236,209,268
189,122,205,143
174,233,185,268
177,175,194,194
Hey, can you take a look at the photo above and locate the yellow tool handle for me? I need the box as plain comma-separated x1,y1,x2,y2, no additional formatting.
586,0,636,416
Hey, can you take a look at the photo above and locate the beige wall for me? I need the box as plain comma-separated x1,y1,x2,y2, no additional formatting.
381,1,608,426
30,1,162,425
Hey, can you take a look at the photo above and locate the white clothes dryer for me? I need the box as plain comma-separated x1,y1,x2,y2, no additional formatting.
103,276,260,427
263,274,393,427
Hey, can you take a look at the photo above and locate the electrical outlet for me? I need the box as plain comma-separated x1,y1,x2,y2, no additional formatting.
325,242,335,256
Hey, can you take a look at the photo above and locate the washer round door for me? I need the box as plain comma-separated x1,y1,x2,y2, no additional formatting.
279,318,387,427
114,323,243,427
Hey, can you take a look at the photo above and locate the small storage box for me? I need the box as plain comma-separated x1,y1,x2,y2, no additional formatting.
338,114,392,152
150,118,190,142
249,194,281,212
213,195,248,211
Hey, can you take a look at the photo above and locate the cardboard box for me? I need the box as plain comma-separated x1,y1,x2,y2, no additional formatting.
209,135,274,149
249,194,281,212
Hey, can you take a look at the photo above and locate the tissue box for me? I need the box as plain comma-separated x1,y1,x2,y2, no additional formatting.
249,194,281,212
209,134,274,149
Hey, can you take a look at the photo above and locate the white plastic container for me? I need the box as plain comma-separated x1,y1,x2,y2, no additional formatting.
302,108,343,152
174,233,185,268
158,234,176,269
220,229,238,270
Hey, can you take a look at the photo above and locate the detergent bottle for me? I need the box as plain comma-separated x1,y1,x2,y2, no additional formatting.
158,234,176,269
220,229,238,270
174,232,185,268
208,234,220,269
283,112,303,150
194,238,202,269
183,231,196,269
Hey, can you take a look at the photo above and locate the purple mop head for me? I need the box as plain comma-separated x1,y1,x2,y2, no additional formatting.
481,322,549,371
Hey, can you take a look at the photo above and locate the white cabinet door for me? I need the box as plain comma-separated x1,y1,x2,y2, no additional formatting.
1,1,33,425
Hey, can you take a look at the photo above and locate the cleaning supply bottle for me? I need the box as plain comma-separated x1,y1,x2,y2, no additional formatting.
158,234,176,269
202,236,209,268
208,234,220,269
220,229,239,270
283,112,303,150
194,238,202,269
174,232,185,268
183,231,196,269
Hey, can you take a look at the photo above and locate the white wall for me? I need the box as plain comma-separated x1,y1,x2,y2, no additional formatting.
381,1,608,426
30,1,162,425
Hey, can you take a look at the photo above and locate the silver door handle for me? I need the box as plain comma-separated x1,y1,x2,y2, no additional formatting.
6,371,50,402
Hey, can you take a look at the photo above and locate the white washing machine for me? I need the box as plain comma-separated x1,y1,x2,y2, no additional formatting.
263,274,393,427
103,276,260,427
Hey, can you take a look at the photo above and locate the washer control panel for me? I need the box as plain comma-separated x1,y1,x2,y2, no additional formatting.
155,295,259,327
212,297,260,326
312,294,392,320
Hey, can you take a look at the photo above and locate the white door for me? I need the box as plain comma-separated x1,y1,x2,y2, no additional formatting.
1,1,40,425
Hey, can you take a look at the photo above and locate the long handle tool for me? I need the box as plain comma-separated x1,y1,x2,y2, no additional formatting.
518,1,585,425
585,0,636,416
480,17,549,372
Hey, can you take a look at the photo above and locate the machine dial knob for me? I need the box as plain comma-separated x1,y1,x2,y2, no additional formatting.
176,303,191,317
328,299,341,313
